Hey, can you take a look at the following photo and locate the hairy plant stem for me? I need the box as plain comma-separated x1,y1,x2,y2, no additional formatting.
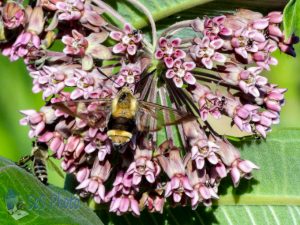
160,20,193,37
126,0,157,51
92,0,127,24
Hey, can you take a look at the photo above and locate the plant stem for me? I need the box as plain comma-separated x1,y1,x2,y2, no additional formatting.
160,20,193,37
126,0,157,51
92,0,127,25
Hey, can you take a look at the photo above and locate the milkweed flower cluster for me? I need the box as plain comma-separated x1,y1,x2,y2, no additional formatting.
0,0,298,216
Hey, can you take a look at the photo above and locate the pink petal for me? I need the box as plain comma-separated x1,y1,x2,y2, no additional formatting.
230,166,241,187
252,19,269,30
130,199,140,215
112,43,126,54
120,198,130,212
210,39,224,49
159,37,167,47
201,57,213,69
124,23,133,34
235,47,248,59
155,49,164,59
183,61,196,70
76,179,90,189
200,186,211,199
171,38,181,47
174,49,186,59
110,31,123,41
127,44,137,55
173,77,183,88
88,180,99,193
212,52,226,63
164,57,174,68
166,69,175,78
238,160,259,173
173,192,182,202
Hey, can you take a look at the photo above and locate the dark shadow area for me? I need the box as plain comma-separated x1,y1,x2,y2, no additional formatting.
94,176,259,225
218,176,260,204
96,205,219,225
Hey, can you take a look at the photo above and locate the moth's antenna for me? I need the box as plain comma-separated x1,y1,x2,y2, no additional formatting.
134,69,156,94
97,68,119,86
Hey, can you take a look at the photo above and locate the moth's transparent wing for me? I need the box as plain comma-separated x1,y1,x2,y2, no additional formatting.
52,99,112,128
136,101,197,132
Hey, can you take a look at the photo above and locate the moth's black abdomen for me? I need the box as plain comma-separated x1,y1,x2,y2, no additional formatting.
107,116,136,132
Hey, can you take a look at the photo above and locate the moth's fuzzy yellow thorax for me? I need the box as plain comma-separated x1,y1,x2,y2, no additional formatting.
111,87,138,118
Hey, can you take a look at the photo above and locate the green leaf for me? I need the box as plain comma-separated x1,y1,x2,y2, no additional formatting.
0,156,103,225
107,0,286,29
95,129,300,224
283,0,300,38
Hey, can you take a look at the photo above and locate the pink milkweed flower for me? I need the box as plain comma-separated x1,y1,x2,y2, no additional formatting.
186,167,219,208
126,147,161,185
219,63,267,97
139,188,165,213
40,0,61,11
20,106,56,138
255,110,279,138
29,65,77,99
105,171,140,216
110,23,142,56
2,2,26,29
191,140,220,170
38,130,65,158
80,5,107,32
56,0,84,21
62,30,111,70
190,37,226,69
155,37,186,68
2,31,40,61
62,30,88,56
231,27,265,59
157,147,194,203
2,7,44,62
230,159,259,187
233,104,260,133
109,193,140,216
165,59,196,88
76,159,111,203
191,84,223,120
115,62,142,87
85,138,111,162
204,15,233,38
263,86,286,113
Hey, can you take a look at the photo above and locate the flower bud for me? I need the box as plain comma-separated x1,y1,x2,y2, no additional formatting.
3,2,26,29
27,7,44,35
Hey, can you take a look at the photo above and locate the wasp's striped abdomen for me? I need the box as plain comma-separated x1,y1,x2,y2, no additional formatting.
33,158,48,184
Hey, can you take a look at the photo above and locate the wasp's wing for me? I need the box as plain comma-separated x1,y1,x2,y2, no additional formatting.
136,101,197,132
47,157,65,179
52,99,112,128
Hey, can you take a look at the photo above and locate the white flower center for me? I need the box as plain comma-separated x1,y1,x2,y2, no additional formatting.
177,68,185,78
